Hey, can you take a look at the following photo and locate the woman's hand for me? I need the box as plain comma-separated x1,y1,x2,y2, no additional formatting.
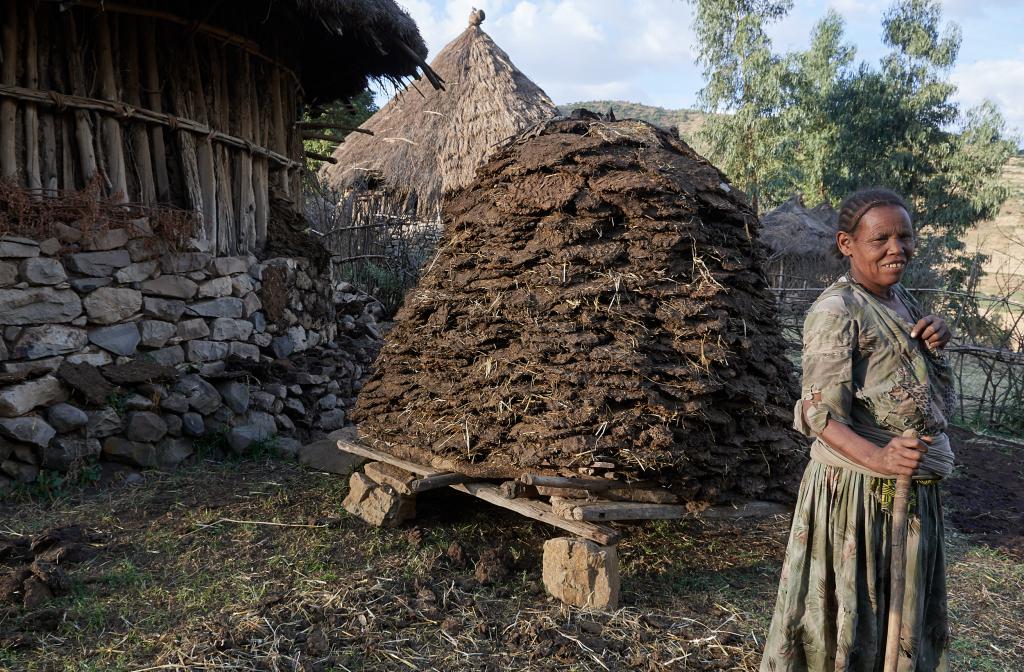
911,315,951,350
866,435,932,477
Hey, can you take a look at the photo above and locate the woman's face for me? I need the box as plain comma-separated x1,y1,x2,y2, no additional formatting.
837,204,915,295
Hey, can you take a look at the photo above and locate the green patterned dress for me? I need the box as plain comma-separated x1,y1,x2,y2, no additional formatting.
760,277,956,672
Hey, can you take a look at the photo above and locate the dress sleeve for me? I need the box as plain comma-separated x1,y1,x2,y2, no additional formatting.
794,296,857,437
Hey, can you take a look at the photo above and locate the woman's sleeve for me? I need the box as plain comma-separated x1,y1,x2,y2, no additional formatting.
794,297,857,437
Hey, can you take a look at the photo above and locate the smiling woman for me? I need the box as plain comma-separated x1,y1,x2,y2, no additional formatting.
759,187,959,671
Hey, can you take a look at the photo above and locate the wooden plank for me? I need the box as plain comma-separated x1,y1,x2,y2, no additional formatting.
569,502,689,522
451,483,620,546
334,440,440,477
519,474,626,491
409,472,474,493
364,461,417,495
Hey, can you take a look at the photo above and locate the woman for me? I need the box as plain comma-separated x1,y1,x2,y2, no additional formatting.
760,188,956,672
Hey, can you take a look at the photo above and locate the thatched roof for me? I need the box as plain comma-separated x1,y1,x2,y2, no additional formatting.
102,1,430,102
759,195,840,261
323,10,558,215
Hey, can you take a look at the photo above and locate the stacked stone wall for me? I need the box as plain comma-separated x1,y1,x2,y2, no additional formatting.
0,226,383,493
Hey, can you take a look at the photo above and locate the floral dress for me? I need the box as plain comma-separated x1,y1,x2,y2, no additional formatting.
760,277,956,672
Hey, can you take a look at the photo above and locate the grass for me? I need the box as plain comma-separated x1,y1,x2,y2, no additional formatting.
1,457,1021,671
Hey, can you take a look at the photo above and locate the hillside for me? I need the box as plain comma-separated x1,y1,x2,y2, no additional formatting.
557,100,707,142
964,156,1024,298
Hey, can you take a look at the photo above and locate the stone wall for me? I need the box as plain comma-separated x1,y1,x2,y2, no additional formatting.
0,227,384,494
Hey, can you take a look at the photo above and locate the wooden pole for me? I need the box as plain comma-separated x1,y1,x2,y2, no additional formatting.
142,18,170,203
188,39,217,246
882,429,918,672
37,11,58,195
23,7,42,193
64,10,99,185
0,0,18,179
209,41,234,255
268,64,289,200
233,51,256,254
165,29,204,226
299,122,374,135
122,17,156,204
96,11,128,201
250,61,268,251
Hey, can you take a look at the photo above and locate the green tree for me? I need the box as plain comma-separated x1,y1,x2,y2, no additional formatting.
302,90,377,172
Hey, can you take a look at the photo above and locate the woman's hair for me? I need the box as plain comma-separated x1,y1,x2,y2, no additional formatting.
834,187,911,259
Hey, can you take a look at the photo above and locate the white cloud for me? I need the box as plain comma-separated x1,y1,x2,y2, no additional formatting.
952,59,1024,135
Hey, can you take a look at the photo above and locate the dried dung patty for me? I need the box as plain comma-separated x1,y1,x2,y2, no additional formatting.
353,117,804,503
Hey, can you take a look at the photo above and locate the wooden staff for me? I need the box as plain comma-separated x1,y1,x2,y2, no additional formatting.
883,428,918,672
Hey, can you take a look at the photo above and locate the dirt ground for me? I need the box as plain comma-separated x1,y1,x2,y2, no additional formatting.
1,427,1022,671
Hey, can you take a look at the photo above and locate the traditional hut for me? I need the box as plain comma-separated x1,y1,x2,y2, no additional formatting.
760,195,844,288
322,9,558,219
0,0,430,255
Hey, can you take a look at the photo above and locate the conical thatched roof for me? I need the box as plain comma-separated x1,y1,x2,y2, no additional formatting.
323,10,558,216
759,195,840,261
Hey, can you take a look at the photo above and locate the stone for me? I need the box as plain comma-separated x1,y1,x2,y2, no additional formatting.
86,408,122,438
47,403,89,433
102,437,158,468
0,288,82,324
88,323,141,356
176,318,210,341
0,261,17,286
275,413,295,432
342,472,415,527
161,394,189,413
227,423,274,453
246,411,277,435
542,538,620,610
1,459,39,483
198,361,226,376
209,317,252,342
283,398,305,416
251,391,276,412
82,228,129,251
114,260,159,283
53,223,83,243
0,416,57,447
197,276,232,298
265,383,287,399
56,361,112,406
187,271,208,282
161,252,211,274
174,374,221,414
252,333,272,348
126,237,162,262
211,256,250,276
270,335,294,359
139,320,176,348
38,238,61,256
141,275,198,300
101,360,175,385
164,414,182,436
20,257,66,285
218,381,250,414
125,412,168,442
158,437,193,468
0,237,39,258
228,342,259,362
251,311,267,333
316,409,346,432
242,292,262,317
65,348,113,367
0,357,63,385
83,287,142,324
317,394,338,410
147,345,185,366
11,325,88,359
0,375,66,417
70,277,113,293
276,436,302,457
188,297,244,319
65,250,131,277
231,274,255,297
300,438,365,475
41,437,101,471
124,394,154,411
143,297,186,321
181,412,204,436
186,340,228,362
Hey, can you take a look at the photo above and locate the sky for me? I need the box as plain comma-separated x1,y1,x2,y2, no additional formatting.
379,0,1024,136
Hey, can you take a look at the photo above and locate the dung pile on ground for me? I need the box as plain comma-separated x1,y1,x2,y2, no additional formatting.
1,525,103,611
354,116,803,502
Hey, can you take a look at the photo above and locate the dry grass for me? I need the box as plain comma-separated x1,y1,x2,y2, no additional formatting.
964,156,1024,298
0,458,1021,671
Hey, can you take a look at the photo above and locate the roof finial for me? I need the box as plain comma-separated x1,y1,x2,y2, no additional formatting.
469,8,485,27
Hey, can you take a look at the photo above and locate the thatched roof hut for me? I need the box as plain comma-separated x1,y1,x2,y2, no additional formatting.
323,10,558,218
760,195,844,287
0,0,430,254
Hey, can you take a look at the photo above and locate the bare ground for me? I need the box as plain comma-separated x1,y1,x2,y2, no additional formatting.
1,432,1022,671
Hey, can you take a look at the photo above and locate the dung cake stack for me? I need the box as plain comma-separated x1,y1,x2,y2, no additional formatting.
354,116,803,503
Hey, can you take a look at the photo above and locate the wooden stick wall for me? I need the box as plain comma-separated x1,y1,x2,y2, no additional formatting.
0,3,302,255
